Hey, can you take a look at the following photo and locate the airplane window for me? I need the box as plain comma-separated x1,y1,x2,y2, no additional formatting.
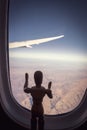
9,0,87,116
0,0,87,130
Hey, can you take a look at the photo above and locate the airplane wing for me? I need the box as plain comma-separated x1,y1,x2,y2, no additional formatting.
9,35,64,49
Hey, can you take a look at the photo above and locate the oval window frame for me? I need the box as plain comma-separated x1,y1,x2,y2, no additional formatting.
0,0,87,130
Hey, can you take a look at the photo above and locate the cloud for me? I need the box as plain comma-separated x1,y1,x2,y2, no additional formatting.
9,51,87,63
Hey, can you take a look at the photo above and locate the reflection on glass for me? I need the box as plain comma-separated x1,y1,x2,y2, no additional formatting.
9,0,87,115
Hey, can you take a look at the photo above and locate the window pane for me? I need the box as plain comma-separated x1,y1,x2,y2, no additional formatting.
9,0,87,115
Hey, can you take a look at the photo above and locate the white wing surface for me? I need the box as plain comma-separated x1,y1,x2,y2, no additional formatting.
9,35,64,49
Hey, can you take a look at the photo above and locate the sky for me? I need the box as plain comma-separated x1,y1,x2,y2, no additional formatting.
9,0,87,61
